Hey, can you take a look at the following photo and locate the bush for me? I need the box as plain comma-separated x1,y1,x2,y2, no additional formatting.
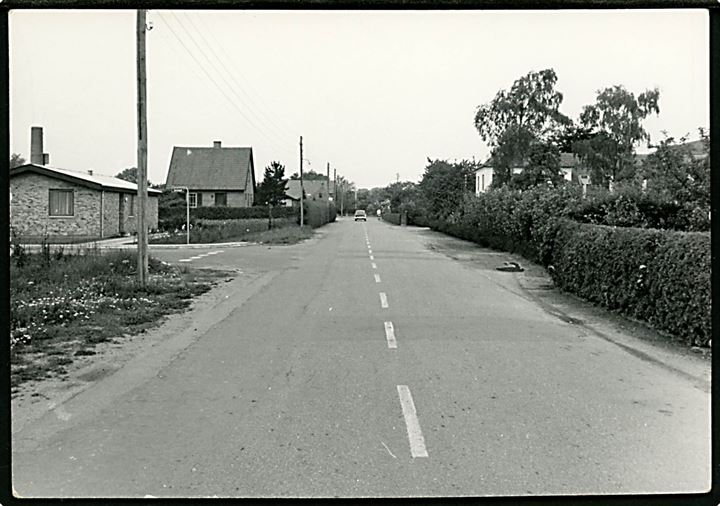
382,213,401,225
550,221,710,346
158,206,297,232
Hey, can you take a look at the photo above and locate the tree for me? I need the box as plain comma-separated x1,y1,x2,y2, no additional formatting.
574,85,660,188
255,161,289,206
508,141,564,190
115,167,138,183
474,69,570,187
419,159,479,220
641,129,709,205
289,169,327,181
10,153,26,168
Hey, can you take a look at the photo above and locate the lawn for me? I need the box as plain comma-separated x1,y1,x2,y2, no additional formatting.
151,220,313,245
10,246,228,390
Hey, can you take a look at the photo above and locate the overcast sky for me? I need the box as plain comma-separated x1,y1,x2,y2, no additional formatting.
10,9,708,189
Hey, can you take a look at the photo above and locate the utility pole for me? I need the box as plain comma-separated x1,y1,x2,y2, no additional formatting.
333,168,337,203
326,162,331,219
136,9,148,288
299,136,304,228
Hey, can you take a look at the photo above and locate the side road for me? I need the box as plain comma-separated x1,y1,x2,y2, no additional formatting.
418,228,710,390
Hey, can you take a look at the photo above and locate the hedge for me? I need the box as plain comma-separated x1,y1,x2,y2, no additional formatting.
382,213,401,225
550,221,710,346
159,206,297,231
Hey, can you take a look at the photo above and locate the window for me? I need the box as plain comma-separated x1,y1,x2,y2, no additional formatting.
481,174,486,191
128,194,135,216
49,189,74,216
189,193,198,208
215,192,227,207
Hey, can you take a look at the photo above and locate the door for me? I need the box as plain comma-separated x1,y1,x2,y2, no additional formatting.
118,194,125,235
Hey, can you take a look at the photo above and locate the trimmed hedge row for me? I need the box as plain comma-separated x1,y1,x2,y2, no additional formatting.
427,186,710,346
382,213,401,225
550,221,710,346
159,206,297,231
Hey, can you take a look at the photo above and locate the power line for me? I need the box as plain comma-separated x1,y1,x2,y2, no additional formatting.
181,11,297,144
155,12,292,157
168,11,293,148
191,11,300,140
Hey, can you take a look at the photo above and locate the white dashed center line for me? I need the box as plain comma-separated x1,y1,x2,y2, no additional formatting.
379,292,389,308
384,321,397,349
177,250,224,263
370,255,374,260
374,274,381,283
371,262,377,269
397,385,428,458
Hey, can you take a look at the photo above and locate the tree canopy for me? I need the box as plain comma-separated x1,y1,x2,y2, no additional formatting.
474,69,570,187
289,169,327,181
419,159,478,220
10,153,26,168
255,161,289,206
574,85,660,187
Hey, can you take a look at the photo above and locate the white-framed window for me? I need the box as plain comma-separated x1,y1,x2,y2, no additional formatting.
189,193,198,208
49,189,74,216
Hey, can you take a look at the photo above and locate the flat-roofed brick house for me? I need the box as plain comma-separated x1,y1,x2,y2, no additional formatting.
10,164,160,243
165,141,256,208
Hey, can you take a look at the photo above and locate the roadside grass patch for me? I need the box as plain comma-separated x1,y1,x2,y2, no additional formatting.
10,249,228,389
150,221,313,245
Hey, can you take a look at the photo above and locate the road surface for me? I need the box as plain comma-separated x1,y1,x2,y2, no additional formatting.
12,218,710,497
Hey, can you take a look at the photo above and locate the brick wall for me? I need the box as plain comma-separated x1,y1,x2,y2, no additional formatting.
11,173,101,242
123,194,159,234
10,173,160,242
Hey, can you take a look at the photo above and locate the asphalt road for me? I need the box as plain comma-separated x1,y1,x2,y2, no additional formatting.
12,218,710,497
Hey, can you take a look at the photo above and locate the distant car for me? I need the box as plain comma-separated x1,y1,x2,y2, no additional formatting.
354,210,367,221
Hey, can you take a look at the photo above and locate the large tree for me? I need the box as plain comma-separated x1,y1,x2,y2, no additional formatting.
475,69,570,187
115,167,138,183
10,153,26,168
574,85,660,187
255,161,289,206
419,159,478,220
641,129,709,205
508,141,565,190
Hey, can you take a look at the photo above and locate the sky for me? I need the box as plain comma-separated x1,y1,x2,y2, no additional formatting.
9,9,709,189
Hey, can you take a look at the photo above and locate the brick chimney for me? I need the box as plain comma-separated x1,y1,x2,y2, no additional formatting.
87,169,94,176
30,126,44,164
213,140,221,148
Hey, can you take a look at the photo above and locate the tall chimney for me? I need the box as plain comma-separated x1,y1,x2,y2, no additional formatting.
213,140,221,148
30,126,44,164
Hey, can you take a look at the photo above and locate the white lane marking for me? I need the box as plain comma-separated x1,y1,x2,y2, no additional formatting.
374,274,381,283
397,385,429,458
368,249,373,254
384,321,397,349
379,292,389,308
178,258,192,262
370,255,374,260
371,262,377,269
206,250,224,255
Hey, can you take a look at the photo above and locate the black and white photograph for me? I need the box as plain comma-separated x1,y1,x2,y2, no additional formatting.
7,8,712,498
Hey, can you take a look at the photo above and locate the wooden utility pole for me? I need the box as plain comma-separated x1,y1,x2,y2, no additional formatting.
136,9,148,287
333,168,337,203
299,136,304,228
326,162,331,219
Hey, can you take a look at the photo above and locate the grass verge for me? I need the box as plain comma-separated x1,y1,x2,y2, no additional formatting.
10,248,228,390
151,223,313,245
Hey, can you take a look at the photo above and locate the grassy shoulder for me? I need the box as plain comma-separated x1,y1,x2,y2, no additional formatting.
150,222,314,245
10,248,228,391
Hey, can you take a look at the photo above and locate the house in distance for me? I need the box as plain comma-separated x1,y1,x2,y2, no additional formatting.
165,141,256,208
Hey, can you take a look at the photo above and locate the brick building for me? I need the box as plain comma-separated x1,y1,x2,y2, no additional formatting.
165,141,256,208
10,164,160,243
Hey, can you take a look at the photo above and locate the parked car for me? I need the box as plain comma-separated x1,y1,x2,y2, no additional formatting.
354,210,367,221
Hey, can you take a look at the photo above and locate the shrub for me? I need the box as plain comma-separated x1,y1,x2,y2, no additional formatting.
158,206,297,232
550,221,710,346
383,213,401,225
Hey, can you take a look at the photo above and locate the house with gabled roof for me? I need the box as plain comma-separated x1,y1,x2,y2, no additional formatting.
165,141,256,208
9,127,160,243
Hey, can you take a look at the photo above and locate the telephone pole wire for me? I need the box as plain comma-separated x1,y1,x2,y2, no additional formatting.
136,9,149,288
